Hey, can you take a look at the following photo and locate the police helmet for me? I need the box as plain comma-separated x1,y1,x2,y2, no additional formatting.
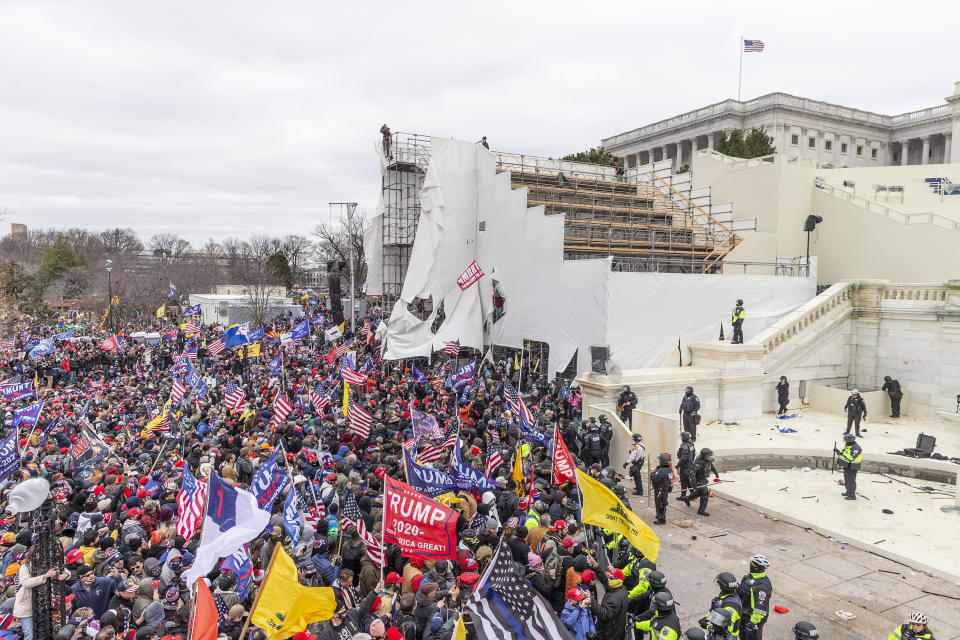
658,453,672,466
622,385,630,393
600,477,615,490
632,434,643,443
684,386,693,394
851,388,860,394
613,485,626,498
793,621,819,640
700,448,714,461
680,431,692,442
647,571,666,589
599,414,609,423
708,607,733,629
653,592,674,611
842,433,856,441
749,554,770,568
736,299,743,305
884,376,892,382
715,572,738,591
682,629,706,640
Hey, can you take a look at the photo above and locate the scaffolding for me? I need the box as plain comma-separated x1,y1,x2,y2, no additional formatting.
495,153,743,273
381,133,430,304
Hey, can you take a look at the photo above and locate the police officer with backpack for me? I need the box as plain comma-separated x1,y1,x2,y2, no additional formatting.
623,434,645,496
675,431,696,502
679,386,701,441
583,422,603,468
650,454,673,525
682,448,719,516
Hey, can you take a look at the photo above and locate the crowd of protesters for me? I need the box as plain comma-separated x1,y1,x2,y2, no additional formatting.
0,302,933,640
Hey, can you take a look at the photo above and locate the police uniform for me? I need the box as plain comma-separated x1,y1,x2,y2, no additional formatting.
709,592,742,639
626,442,645,495
738,571,772,640
685,452,718,516
882,377,903,418
583,427,603,467
650,459,673,524
618,387,637,427
676,438,696,499
731,303,746,344
634,609,681,640
837,437,863,500
843,394,867,436
679,391,701,441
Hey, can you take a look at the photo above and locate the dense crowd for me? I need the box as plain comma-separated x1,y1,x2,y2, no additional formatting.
0,304,936,640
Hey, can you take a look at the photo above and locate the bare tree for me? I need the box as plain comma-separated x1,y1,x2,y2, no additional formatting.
280,234,313,285
149,233,192,263
228,235,285,326
312,210,367,287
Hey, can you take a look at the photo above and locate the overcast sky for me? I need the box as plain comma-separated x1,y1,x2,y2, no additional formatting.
1,0,956,246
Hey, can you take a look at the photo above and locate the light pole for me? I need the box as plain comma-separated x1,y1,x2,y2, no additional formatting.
105,259,114,333
330,201,359,334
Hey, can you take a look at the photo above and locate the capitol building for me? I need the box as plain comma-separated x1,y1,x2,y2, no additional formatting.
603,81,960,171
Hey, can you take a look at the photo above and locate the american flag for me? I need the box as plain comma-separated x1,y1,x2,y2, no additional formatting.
339,490,384,567
207,338,225,356
347,401,372,439
503,381,534,426
743,39,765,52
485,444,504,477
182,342,198,360
176,465,207,539
182,322,201,334
443,340,460,357
0,338,15,352
360,322,371,338
418,445,443,464
465,540,574,640
135,363,144,380
213,592,230,621
270,392,293,428
326,338,355,363
444,424,460,448
171,380,188,404
224,382,245,412
309,387,330,414
341,367,368,386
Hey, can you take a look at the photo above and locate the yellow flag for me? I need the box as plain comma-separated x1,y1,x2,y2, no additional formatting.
433,493,464,507
512,447,525,496
577,469,660,562
342,382,350,414
249,547,337,640
338,322,345,333
33,371,39,390
453,615,466,640
156,304,165,319
142,398,172,436
245,343,261,358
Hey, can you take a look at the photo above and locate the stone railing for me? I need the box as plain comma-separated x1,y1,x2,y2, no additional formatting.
814,179,960,234
752,282,853,354
890,104,951,126
880,284,949,303
695,149,817,170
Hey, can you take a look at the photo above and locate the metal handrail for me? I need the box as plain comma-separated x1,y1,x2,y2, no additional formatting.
814,179,960,233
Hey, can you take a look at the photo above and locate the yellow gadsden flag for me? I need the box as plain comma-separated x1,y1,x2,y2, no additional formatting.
245,343,261,358
249,548,337,640
156,304,165,319
576,469,660,562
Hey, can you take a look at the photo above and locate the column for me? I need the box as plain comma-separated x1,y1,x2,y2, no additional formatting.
900,140,909,166
945,134,952,165
674,142,681,172
921,136,930,165
707,133,714,150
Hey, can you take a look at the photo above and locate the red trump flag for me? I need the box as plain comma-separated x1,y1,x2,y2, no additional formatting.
383,476,458,561
552,424,576,486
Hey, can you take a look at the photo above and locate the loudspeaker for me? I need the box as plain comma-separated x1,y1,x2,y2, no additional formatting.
590,346,608,374
328,275,344,325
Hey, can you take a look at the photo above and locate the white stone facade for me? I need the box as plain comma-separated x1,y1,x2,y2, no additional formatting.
603,82,960,171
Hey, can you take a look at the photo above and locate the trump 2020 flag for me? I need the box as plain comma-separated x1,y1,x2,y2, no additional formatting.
12,400,44,429
0,431,19,482
290,320,309,340
182,472,271,589
28,338,55,359
283,489,301,543
251,451,291,511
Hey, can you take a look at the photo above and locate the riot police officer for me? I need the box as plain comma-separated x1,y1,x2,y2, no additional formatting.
731,299,746,344
632,570,672,623
738,554,772,640
701,573,741,639
679,386,701,441
650,453,673,525
598,415,613,467
683,448,718,516
835,433,862,501
675,431,696,501
618,385,638,427
582,422,603,467
882,375,903,418
632,592,681,640
842,389,867,437
624,434,645,495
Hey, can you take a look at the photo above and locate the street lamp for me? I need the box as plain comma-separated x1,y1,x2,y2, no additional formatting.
105,259,113,333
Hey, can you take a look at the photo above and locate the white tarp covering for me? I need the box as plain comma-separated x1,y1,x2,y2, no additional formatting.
377,137,816,376
606,272,815,369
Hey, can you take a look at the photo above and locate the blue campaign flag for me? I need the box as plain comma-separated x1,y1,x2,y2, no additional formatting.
448,437,497,491
361,356,375,374
520,422,550,447
450,359,476,389
248,326,265,342
411,365,427,385
250,451,291,510
29,338,55,359
459,382,473,403
268,356,283,377
186,367,202,389
310,313,325,325
167,281,176,299
283,489,301,543
22,339,39,353
53,330,75,341
195,379,209,400
182,304,201,317
224,323,250,348
35,415,60,451
290,320,309,340
12,400,44,428
1,382,34,401
402,448,459,497
220,546,253,599
0,432,19,482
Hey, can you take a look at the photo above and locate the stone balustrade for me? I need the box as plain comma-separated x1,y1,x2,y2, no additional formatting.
753,282,853,354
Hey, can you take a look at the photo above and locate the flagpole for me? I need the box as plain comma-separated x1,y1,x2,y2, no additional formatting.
738,35,743,101
380,485,388,583
238,542,281,640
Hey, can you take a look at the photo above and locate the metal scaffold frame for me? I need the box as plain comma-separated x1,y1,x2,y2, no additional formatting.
381,133,430,305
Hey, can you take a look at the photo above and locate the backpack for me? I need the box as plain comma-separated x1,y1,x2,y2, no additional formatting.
588,434,602,453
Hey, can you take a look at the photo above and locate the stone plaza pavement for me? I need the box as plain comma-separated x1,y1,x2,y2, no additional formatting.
629,491,960,640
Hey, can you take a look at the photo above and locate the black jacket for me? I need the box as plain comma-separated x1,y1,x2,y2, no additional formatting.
843,395,867,417
594,579,628,640
650,466,673,492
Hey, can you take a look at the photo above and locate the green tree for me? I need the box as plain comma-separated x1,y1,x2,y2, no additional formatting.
266,251,292,290
714,127,776,158
562,147,618,165
37,234,86,286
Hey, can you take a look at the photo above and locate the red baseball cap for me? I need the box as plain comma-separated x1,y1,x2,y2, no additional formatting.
65,549,85,564
605,568,624,581
551,519,567,532
385,571,405,584
566,588,586,602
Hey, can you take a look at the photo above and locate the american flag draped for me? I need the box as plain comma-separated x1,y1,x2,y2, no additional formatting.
176,465,208,540
484,444,503,477
224,382,245,413
503,381,534,426
339,490,384,566
341,367,368,386
465,540,574,640
347,401,372,439
171,380,188,404
207,338,226,356
443,340,460,357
